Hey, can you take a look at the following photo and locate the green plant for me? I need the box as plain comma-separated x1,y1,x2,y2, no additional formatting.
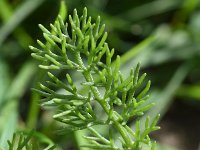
5,130,55,150
7,131,34,150
29,7,160,150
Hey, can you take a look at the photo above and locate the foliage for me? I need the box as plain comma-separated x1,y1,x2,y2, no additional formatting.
30,7,160,149
1,0,200,149
4,130,55,150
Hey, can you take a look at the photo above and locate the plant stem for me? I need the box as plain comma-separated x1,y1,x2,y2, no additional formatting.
82,63,133,147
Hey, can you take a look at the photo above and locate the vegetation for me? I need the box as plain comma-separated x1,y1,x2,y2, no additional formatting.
30,7,160,149
0,0,200,150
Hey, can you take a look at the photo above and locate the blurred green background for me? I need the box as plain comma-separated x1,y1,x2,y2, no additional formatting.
0,0,200,150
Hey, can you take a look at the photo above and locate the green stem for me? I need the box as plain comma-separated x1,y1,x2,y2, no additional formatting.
83,67,133,147
74,39,133,147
